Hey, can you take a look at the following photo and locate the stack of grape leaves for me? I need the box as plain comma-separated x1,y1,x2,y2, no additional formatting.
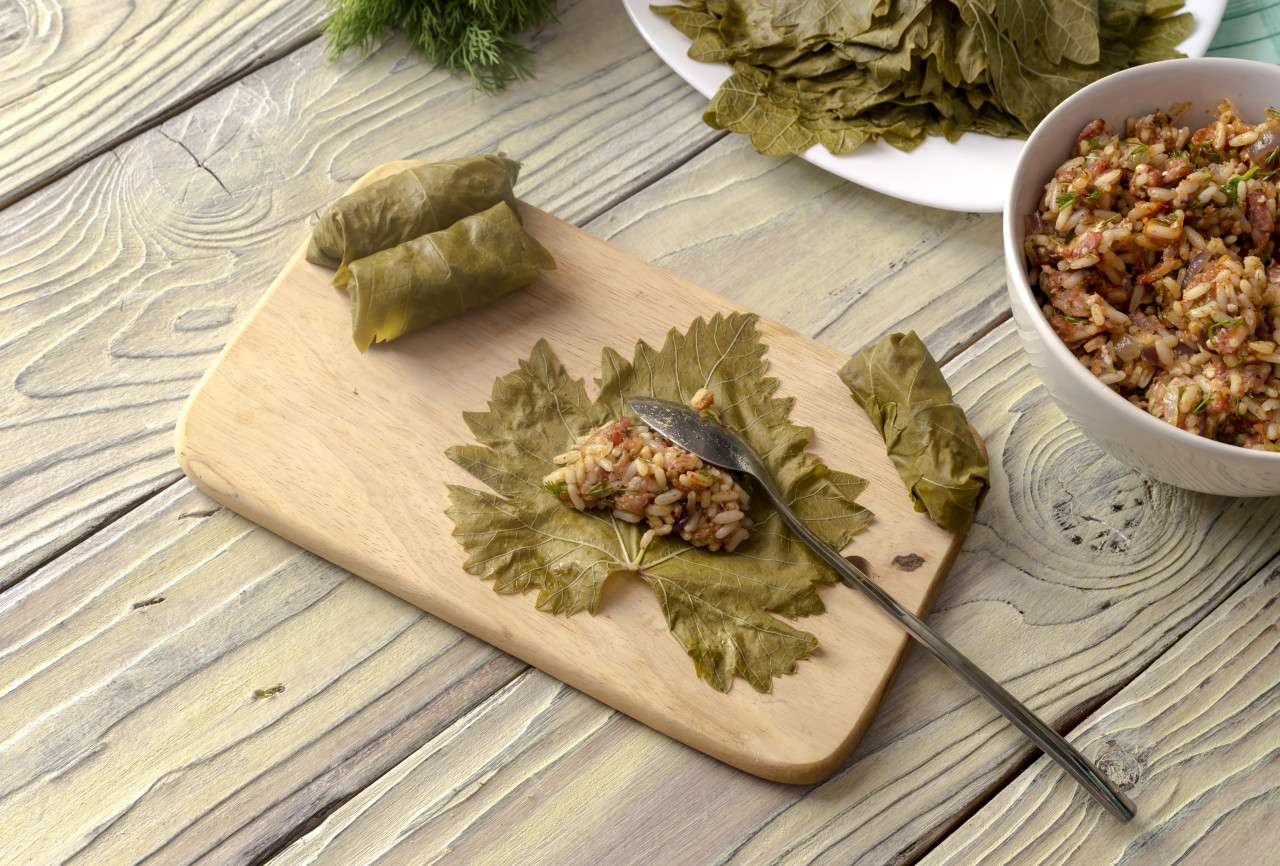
445,314,873,693
653,0,1193,155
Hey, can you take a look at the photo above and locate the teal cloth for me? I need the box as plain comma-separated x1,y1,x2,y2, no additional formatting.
1209,0,1280,62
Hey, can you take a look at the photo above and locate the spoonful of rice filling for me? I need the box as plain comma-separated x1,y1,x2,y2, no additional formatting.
542,389,752,552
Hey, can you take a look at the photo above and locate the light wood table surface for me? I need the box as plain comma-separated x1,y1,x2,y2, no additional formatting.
3,1,1279,863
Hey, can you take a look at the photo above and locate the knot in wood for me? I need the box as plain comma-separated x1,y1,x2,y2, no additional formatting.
1096,742,1144,791
892,553,925,571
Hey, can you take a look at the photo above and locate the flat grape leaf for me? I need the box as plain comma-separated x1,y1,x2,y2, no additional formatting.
704,68,853,156
652,1,732,62
990,0,1099,66
706,63,1025,156
772,0,894,47
650,0,1190,156
445,313,873,692
1130,12,1194,64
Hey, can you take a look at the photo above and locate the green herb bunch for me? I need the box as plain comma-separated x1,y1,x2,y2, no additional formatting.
320,0,557,93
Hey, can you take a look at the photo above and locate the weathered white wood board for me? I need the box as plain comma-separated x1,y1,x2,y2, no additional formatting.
11,0,1277,861
175,166,962,783
592,133,1008,366
267,323,1280,865
0,0,325,205
0,481,526,866
0,0,719,592
920,562,1280,865
695,324,1280,863
0,0,1023,857
269,670,797,866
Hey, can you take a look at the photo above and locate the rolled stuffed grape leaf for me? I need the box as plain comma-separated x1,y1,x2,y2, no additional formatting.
445,313,873,692
839,331,988,535
346,201,554,352
307,154,521,287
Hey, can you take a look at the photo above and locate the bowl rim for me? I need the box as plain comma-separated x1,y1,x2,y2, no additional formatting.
1002,56,1280,470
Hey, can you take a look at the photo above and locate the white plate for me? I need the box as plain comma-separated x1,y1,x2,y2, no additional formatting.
622,0,1227,212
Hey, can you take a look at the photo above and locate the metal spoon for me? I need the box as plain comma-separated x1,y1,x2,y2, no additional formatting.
628,396,1135,822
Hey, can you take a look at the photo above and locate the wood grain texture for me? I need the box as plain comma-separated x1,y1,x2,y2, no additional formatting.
270,670,801,866
714,324,1280,864
590,133,1007,365
272,323,1280,864
0,0,718,592
8,0,1275,861
176,180,961,783
0,480,526,866
919,561,1280,865
0,0,325,206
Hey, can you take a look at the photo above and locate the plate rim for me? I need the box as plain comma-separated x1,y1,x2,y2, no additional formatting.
622,0,1228,212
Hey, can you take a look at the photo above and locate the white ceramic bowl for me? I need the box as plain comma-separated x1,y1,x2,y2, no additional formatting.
1004,57,1280,496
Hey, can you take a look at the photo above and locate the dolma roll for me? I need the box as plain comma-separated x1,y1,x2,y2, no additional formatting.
838,332,988,535
347,201,555,352
307,154,521,287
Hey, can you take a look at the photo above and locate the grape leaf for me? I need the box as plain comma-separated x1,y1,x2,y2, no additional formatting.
839,332,988,535
445,313,873,692
346,202,554,353
990,0,1099,66
651,0,1191,156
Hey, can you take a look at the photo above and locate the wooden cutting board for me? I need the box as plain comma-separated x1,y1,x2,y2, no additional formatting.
175,161,964,784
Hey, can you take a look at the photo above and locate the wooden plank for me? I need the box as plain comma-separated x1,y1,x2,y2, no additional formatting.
712,323,1280,863
0,0,719,592
590,133,1007,365
176,179,961,783
0,0,325,207
269,671,799,866
268,322,1280,864
919,560,1280,865
0,480,526,865
9,3,1258,861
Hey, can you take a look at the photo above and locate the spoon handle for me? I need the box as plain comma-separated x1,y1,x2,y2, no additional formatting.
768,493,1135,822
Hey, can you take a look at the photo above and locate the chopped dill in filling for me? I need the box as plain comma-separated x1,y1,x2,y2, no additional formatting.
1024,100,1280,448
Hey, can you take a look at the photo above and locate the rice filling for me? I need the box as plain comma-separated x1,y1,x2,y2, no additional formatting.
1024,100,1280,449
543,389,752,552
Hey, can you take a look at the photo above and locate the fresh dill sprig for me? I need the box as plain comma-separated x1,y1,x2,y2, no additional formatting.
1187,141,1222,164
320,0,558,94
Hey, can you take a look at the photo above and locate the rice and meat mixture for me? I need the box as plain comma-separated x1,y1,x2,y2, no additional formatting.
542,389,752,552
1024,100,1280,448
